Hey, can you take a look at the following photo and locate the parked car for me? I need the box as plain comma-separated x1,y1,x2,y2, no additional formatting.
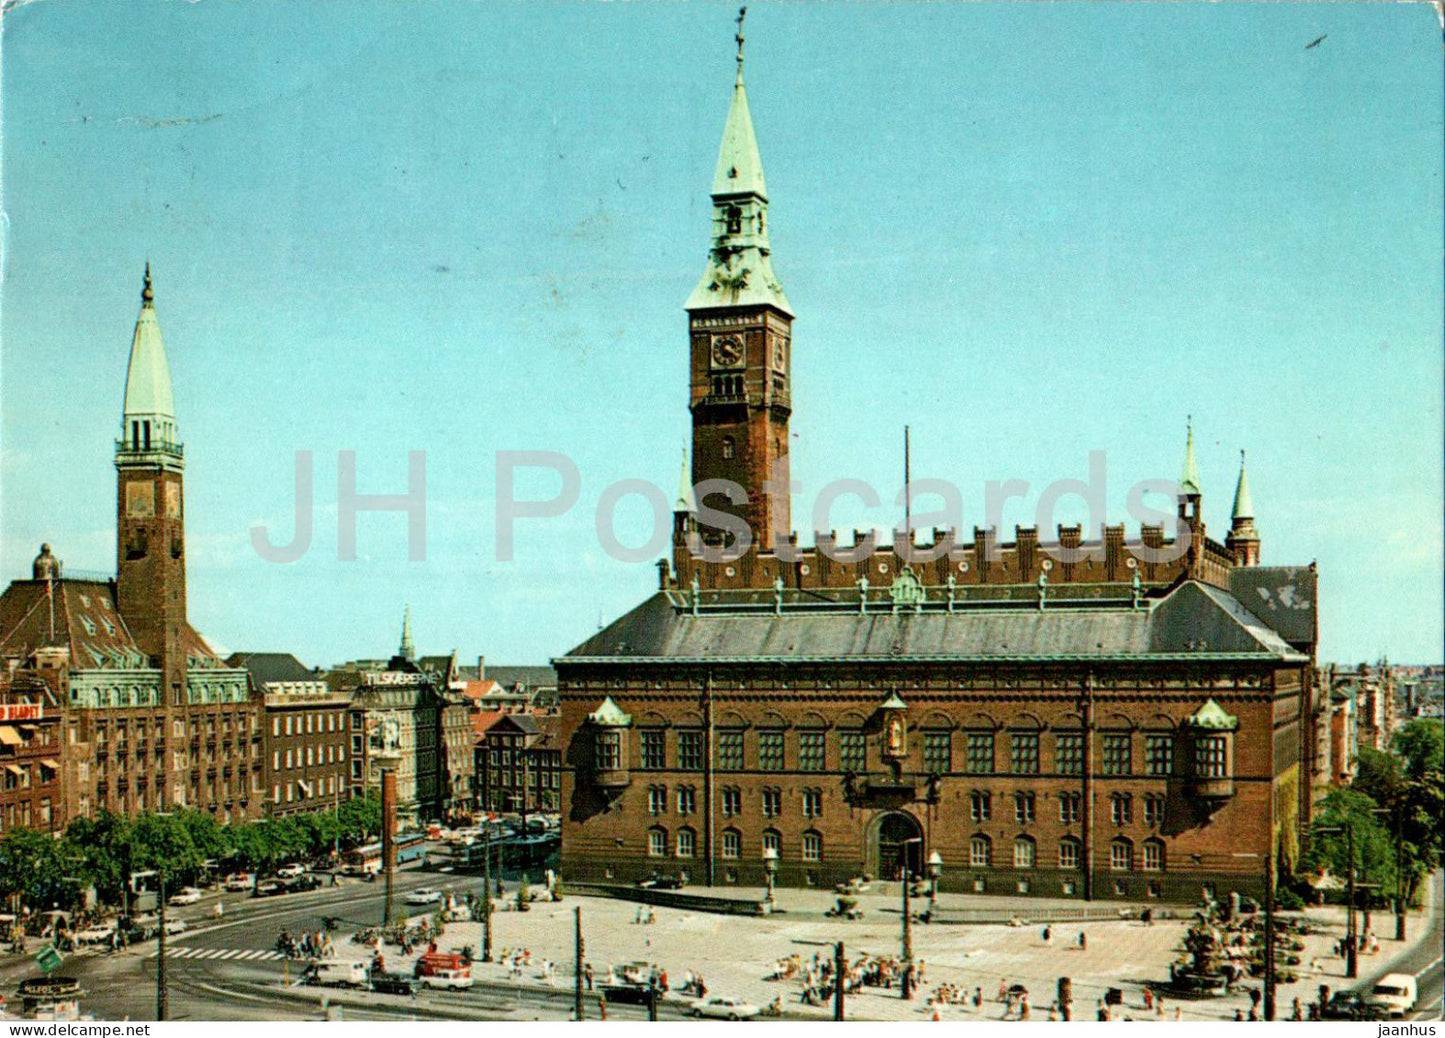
636,874,685,890
1321,991,1388,1021
253,880,285,898
120,916,159,943
370,972,420,996
692,997,761,1020
1368,974,1418,1018
420,967,473,990
164,919,187,936
276,864,306,879
405,889,442,906
167,888,203,906
223,873,253,892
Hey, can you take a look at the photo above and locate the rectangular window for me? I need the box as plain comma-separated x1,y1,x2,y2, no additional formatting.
1059,792,1082,825
1055,733,1083,775
648,829,666,857
676,829,695,858
1111,794,1133,825
1014,839,1036,869
969,791,992,822
640,730,666,770
285,716,293,736
802,790,823,818
676,787,696,815
798,731,825,772
970,837,991,868
1197,736,1228,778
1145,736,1174,777
1058,840,1080,869
721,829,740,859
1143,794,1165,826
649,786,666,815
1014,791,1036,823
596,732,621,771
272,717,280,737
761,788,782,817
1010,732,1040,774
802,832,821,862
758,731,785,772
965,732,995,774
923,732,951,774
1142,841,1162,871
677,730,704,771
721,788,742,817
1101,734,1132,776
762,829,781,855
717,731,744,771
839,731,866,772
1111,842,1133,871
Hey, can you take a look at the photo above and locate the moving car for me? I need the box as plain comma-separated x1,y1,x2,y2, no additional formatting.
253,880,285,898
167,887,203,906
692,997,761,1020
1320,991,1387,1021
420,967,472,990
405,888,442,906
120,916,158,942
303,961,369,988
73,922,117,946
223,873,253,892
163,919,187,936
599,962,662,1005
1368,974,1418,1018
282,875,323,894
276,863,306,879
370,973,420,996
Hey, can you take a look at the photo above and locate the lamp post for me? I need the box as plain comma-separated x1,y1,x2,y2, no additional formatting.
1314,822,1358,979
481,828,493,962
899,837,922,1000
1233,851,1276,1021
926,851,943,921
762,847,778,911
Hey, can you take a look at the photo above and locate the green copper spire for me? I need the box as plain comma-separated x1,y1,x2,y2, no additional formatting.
1180,417,1201,496
118,263,183,470
686,8,792,315
1231,450,1254,520
675,445,695,512
398,604,415,661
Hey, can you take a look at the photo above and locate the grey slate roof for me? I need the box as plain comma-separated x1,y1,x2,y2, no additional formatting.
225,652,315,687
560,581,1306,665
1225,566,1316,647
485,665,558,689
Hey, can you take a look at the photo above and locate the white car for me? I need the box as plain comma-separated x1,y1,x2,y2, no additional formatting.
692,997,761,1020
164,919,188,935
223,872,253,892
167,887,203,906
276,864,306,879
421,967,473,990
75,922,117,945
405,888,442,906
1368,974,1418,1018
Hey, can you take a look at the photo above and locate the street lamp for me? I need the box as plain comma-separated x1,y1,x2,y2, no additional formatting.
1313,823,1359,978
762,847,778,911
926,851,943,920
1233,851,1276,1021
899,837,923,1000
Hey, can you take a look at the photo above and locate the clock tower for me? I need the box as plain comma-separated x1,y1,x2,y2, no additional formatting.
115,264,188,697
684,11,793,553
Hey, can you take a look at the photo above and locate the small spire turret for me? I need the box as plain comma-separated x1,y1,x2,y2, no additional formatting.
398,604,416,661
1226,450,1260,566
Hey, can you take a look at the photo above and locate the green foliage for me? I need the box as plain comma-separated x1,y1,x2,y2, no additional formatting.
1301,788,1396,899
0,827,70,910
1392,719,1443,780
1274,886,1304,912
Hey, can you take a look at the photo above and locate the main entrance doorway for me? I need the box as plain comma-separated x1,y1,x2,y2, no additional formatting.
876,812,924,880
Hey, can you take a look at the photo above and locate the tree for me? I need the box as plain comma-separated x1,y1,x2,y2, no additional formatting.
64,811,132,906
130,812,201,883
1301,789,1396,905
1392,719,1443,780
0,827,69,911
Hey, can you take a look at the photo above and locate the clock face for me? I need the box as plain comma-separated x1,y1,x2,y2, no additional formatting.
711,335,744,369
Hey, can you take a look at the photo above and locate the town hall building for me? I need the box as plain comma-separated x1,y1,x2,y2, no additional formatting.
556,24,1321,902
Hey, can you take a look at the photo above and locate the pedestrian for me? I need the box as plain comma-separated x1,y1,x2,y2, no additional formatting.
1097,1000,1110,1022
584,964,594,991
1290,998,1302,1021
1144,989,1153,1011
1047,1003,1060,1021
597,995,608,1021
1019,996,1030,1021
1078,931,1087,951
1042,925,1052,946
1247,1006,1259,1022
1234,1009,1244,1022
997,979,1008,1003
973,987,982,1008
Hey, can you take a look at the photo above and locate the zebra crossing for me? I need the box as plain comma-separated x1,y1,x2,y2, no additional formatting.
146,946,285,962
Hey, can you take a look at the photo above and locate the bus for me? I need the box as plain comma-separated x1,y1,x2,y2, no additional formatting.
341,832,427,875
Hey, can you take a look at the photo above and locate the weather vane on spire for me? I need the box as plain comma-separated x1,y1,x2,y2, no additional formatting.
735,6,747,81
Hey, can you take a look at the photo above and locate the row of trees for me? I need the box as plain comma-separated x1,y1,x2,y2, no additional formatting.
1300,718,1444,909
0,793,382,912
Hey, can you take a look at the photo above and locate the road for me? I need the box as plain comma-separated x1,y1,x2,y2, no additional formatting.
1,865,700,1022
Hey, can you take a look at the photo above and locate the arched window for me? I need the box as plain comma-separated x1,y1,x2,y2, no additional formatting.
1110,837,1134,872
802,830,822,862
969,834,992,868
721,827,741,859
725,206,742,235
647,826,667,858
1013,836,1036,870
1058,836,1081,870
762,828,781,856
722,436,736,460
1142,838,1165,872
676,827,696,859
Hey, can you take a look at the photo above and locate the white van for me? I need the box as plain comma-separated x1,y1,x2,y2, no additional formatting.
1368,974,1417,1018
305,961,369,988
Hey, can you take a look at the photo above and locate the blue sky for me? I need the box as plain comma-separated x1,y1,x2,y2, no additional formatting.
2,2,1441,666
